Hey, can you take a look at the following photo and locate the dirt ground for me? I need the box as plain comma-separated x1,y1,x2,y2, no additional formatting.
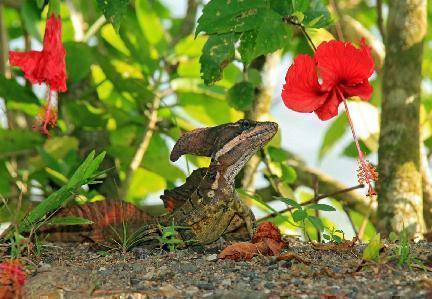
23,238,432,299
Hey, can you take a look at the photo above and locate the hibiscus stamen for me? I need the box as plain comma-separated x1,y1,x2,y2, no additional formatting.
339,90,378,196
32,89,58,135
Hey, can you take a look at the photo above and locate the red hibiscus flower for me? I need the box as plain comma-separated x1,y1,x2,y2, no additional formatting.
282,39,374,121
9,14,67,134
281,39,378,196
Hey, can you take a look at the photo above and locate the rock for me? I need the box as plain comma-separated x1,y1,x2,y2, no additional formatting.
178,262,198,273
159,284,179,297
184,286,199,295
221,279,232,286
207,290,266,299
195,281,214,290
206,254,218,261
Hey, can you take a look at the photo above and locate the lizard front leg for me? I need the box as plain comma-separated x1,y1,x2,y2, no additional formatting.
230,194,256,239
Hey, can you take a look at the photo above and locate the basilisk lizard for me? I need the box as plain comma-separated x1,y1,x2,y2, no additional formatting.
43,119,278,245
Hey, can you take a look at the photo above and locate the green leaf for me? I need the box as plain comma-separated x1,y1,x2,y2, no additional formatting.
64,42,94,83
36,0,45,8
323,233,331,240
97,0,130,32
21,0,42,41
238,10,291,63
274,197,301,209
238,189,279,214
0,75,39,104
307,215,324,231
19,151,105,232
363,233,382,262
267,146,288,162
196,0,267,35
200,33,236,85
319,114,347,159
280,164,297,184
303,0,332,28
227,81,255,111
292,209,308,222
306,203,336,211
46,216,93,226
342,139,372,158
127,167,166,201
0,129,44,157
136,0,165,46
178,92,241,126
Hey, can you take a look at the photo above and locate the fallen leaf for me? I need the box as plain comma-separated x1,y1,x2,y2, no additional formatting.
311,237,358,252
277,252,310,264
218,221,287,261
0,260,26,299
218,242,262,260
252,221,283,243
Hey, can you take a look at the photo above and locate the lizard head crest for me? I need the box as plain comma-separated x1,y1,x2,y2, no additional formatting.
170,120,278,169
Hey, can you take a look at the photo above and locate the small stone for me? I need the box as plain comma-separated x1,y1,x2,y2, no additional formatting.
185,286,199,295
195,281,214,290
206,254,218,261
264,282,275,289
98,267,106,272
159,284,179,297
221,279,232,286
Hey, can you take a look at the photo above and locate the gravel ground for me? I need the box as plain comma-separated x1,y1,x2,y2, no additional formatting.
23,239,432,298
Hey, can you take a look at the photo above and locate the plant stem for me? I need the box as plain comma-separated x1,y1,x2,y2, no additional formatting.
258,184,364,222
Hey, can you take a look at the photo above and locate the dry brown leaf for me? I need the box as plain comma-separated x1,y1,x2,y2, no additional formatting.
252,221,283,244
276,252,310,264
0,260,26,299
218,222,287,261
218,242,261,260
311,237,358,252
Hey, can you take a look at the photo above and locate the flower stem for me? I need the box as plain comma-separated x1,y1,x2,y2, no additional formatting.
339,89,376,196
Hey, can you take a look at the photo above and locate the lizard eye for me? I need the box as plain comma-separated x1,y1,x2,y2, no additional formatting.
240,120,251,130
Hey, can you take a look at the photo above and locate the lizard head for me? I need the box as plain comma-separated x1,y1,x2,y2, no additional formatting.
171,120,278,180
211,119,278,182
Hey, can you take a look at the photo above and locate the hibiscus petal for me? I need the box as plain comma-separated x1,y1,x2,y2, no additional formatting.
315,89,341,121
340,81,373,101
315,39,374,90
9,51,44,84
281,54,328,113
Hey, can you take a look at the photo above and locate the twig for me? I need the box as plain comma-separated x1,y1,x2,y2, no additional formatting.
329,0,345,41
283,16,316,51
119,94,161,199
83,16,106,43
258,184,364,222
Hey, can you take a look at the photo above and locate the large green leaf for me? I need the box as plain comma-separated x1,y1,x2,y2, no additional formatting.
196,0,268,35
238,10,291,63
200,33,236,85
96,0,130,32
0,129,44,157
127,167,166,201
64,42,94,83
136,0,166,47
178,92,241,126
142,134,185,182
0,75,39,104
227,81,255,111
20,0,42,42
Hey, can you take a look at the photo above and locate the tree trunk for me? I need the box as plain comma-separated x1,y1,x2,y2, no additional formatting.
377,0,427,236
